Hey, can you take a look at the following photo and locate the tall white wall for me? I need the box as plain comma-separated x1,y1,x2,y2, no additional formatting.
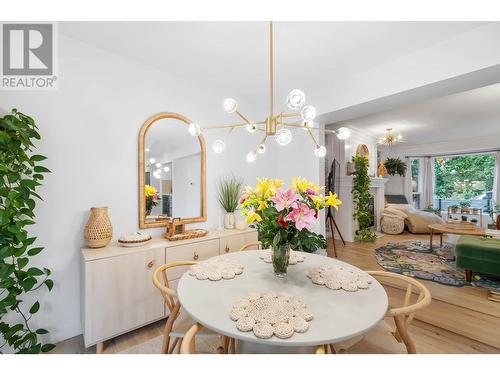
172,153,201,218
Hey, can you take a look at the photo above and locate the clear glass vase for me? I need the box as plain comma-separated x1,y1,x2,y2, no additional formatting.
272,244,290,278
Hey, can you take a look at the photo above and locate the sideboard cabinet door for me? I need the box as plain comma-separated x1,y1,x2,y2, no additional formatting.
83,248,165,346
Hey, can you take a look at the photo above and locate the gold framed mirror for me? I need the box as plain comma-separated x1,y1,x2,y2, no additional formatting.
355,144,370,158
138,112,206,229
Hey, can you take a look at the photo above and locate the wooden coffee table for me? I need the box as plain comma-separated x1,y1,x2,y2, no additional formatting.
428,223,486,249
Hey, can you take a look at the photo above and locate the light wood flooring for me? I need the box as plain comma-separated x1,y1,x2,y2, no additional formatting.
54,231,500,354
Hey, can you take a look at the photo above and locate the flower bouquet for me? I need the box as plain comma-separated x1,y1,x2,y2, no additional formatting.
240,177,341,276
145,184,161,215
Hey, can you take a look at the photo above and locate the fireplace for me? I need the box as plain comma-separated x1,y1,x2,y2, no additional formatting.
333,176,388,242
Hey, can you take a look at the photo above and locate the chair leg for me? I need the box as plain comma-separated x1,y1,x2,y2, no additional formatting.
394,316,417,354
465,269,473,282
161,303,181,354
167,337,180,354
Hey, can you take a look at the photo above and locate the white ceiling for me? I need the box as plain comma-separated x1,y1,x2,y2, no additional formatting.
60,22,487,112
330,83,500,145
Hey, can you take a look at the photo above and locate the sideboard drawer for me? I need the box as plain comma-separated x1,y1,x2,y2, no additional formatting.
220,231,259,254
165,238,220,281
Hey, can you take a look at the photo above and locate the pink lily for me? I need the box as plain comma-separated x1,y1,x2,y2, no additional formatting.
270,189,300,212
285,203,317,230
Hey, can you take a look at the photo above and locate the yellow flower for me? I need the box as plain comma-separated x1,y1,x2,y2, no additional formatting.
246,209,262,224
255,177,281,197
145,185,157,198
272,178,283,189
292,176,321,194
324,192,342,209
310,194,324,209
257,200,268,211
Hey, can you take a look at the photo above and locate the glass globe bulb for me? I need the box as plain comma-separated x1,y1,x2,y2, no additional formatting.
148,158,156,164
188,123,202,136
212,139,226,154
314,145,327,158
275,128,293,146
336,127,351,140
155,162,162,168
397,134,403,140
286,89,306,110
153,171,161,179
257,144,266,154
246,151,257,163
163,166,170,172
223,98,238,113
246,123,257,133
300,105,317,122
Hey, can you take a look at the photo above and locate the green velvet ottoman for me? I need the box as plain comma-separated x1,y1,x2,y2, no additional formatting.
455,235,500,282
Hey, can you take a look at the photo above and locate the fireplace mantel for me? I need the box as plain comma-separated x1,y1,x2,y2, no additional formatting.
334,176,388,242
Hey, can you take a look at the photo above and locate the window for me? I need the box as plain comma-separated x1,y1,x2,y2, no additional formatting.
410,158,421,208
433,153,495,210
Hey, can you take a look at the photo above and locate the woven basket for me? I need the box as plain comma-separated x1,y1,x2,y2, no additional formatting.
162,229,208,241
84,207,113,248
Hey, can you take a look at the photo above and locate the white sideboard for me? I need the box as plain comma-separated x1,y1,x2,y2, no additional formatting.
81,228,258,348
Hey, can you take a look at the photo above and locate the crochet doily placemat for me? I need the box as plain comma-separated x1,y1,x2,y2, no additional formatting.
230,292,313,339
258,249,306,265
307,265,372,292
188,258,245,281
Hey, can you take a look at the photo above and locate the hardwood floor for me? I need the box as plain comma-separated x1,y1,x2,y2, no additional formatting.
53,232,500,354
330,231,500,349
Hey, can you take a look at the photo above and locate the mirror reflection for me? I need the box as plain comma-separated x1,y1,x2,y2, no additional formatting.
143,118,202,224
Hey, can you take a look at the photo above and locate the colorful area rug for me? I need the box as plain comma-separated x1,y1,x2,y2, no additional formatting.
374,240,500,290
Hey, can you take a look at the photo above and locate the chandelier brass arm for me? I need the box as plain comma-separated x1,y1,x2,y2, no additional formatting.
186,21,351,161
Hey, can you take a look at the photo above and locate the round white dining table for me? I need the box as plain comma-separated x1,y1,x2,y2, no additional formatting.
177,250,388,353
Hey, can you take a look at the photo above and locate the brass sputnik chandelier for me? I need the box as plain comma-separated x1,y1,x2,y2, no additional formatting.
187,22,351,162
377,128,403,146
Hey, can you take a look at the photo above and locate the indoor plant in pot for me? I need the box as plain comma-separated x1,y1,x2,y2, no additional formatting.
217,175,243,229
0,109,54,353
383,157,407,177
240,177,341,277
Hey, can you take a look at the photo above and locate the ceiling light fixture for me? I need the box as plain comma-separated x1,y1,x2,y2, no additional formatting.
187,22,350,161
378,128,403,146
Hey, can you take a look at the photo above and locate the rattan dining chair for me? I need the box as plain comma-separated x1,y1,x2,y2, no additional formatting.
239,241,262,251
152,261,227,354
315,345,327,354
180,323,233,354
332,271,431,354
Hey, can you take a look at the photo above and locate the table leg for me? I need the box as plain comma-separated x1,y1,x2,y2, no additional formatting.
429,229,433,250
440,233,443,248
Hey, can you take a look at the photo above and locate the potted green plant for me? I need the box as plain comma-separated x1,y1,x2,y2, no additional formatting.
217,175,243,229
459,200,471,213
0,109,54,353
352,156,377,242
383,157,407,177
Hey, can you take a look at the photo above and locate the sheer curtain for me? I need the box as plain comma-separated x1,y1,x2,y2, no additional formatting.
494,151,500,205
404,157,413,205
420,157,435,209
